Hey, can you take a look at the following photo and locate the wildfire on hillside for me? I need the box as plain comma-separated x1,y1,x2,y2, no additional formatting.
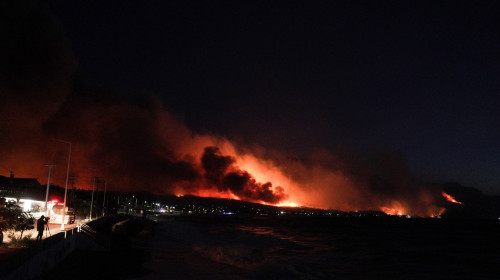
0,4,448,217
442,192,463,205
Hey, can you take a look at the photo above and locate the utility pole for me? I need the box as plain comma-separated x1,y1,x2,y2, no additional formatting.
95,178,100,211
70,176,78,207
54,138,71,230
102,179,107,217
89,170,96,221
44,164,56,215
95,177,104,216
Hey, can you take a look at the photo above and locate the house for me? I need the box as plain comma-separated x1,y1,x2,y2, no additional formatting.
0,172,45,201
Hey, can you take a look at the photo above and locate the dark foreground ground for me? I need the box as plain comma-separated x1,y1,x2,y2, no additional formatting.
37,215,500,280
36,216,155,280
38,216,249,280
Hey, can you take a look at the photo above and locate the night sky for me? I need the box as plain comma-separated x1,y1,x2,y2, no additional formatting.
2,1,499,196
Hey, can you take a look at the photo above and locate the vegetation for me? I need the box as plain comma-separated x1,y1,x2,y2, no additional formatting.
0,198,35,245
7,232,34,247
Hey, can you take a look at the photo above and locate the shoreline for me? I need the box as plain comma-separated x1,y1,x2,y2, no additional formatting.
37,215,156,280
132,216,250,280
40,215,249,280
20,215,500,280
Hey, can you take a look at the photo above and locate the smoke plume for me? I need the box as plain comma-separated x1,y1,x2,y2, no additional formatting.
201,147,287,204
0,1,445,216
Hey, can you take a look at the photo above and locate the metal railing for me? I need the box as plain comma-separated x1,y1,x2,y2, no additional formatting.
78,223,110,250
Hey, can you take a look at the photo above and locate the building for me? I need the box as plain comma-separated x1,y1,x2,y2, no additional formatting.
0,172,46,203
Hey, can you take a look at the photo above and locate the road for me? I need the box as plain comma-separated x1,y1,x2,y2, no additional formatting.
2,222,79,244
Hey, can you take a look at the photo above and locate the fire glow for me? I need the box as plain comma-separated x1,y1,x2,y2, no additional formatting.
442,192,463,205
176,145,446,217
2,75,448,218
380,206,405,216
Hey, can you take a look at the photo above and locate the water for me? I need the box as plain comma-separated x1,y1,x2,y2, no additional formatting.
139,215,500,279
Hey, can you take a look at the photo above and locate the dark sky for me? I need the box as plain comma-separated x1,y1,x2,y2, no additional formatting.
45,1,499,194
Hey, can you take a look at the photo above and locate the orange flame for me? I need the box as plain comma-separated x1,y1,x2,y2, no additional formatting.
430,208,446,218
0,97,450,217
380,203,406,216
380,207,404,216
276,201,300,207
380,198,447,217
189,188,241,200
442,192,463,205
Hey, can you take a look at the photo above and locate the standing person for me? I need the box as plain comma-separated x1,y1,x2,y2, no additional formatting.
36,215,46,241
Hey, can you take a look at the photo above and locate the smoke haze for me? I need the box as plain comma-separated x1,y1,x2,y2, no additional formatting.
0,1,446,216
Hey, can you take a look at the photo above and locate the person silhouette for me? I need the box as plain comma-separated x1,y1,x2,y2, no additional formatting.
36,215,46,241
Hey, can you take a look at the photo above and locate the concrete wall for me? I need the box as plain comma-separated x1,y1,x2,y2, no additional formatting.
2,230,106,280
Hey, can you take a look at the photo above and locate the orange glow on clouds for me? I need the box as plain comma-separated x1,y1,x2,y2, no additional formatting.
0,87,449,217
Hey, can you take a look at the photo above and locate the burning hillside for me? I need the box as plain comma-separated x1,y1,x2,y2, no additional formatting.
0,2,458,217
442,192,463,205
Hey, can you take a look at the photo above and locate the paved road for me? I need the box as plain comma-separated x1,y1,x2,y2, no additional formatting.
3,222,79,243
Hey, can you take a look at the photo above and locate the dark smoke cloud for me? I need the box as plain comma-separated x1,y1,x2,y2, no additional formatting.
41,89,202,192
0,0,76,119
0,1,200,192
202,147,287,204
0,1,76,179
202,146,233,185
272,147,442,215
0,1,445,215
0,2,287,202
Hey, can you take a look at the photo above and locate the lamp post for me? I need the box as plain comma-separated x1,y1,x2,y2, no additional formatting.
44,164,56,216
54,139,71,230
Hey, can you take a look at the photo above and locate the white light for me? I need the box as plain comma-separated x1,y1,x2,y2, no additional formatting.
3,197,18,203
20,199,33,212
19,199,45,212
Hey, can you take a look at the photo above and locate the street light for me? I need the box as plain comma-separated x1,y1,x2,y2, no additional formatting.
54,139,71,230
44,164,56,216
